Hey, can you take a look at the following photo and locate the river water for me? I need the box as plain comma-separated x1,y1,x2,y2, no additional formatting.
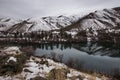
33,42,120,76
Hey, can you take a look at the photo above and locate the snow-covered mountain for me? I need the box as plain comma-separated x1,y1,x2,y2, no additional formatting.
0,18,18,31
0,15,81,33
63,7,120,31
61,7,120,43
0,7,120,33
29,15,81,31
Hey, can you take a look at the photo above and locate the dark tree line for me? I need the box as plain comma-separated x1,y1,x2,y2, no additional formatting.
1,30,74,42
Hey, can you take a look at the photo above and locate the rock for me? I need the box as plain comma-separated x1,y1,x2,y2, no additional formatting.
69,75,83,80
47,68,68,80
30,76,47,80
20,46,34,55
39,59,49,66
0,52,7,56
7,57,17,63
3,47,21,55
24,69,33,73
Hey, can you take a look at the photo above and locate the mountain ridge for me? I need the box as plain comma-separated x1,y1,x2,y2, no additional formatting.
62,7,120,32
0,7,120,33
0,15,81,33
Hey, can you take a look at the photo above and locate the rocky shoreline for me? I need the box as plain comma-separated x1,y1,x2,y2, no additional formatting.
0,46,114,80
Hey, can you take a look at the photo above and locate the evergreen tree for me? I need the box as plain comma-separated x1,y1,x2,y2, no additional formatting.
31,32,34,38
20,33,23,38
49,32,53,40
41,31,44,40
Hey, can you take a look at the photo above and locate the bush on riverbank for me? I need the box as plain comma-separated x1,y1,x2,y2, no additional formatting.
0,53,29,76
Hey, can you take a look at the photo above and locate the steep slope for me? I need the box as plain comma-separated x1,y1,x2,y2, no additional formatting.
28,15,80,31
0,15,80,33
0,18,18,32
0,7,120,34
7,19,34,33
63,7,120,31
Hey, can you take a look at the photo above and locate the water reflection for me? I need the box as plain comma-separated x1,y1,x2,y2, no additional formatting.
36,43,72,51
32,42,120,57
73,42,120,57
33,42,120,76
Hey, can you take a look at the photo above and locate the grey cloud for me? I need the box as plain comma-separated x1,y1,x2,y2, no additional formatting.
0,0,120,18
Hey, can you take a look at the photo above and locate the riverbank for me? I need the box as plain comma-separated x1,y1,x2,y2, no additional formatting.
0,46,115,80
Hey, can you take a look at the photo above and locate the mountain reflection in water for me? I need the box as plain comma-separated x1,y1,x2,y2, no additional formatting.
33,42,120,76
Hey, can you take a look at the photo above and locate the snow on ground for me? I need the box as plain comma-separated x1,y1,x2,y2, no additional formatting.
0,56,109,80
3,46,21,55
0,47,109,80
7,57,17,62
5,56,109,80
21,56,67,79
4,47,19,51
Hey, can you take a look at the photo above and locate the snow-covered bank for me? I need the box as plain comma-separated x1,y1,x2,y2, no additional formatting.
0,56,109,80
0,46,110,80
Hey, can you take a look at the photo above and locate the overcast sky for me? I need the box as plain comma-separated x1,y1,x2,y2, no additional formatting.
0,0,120,18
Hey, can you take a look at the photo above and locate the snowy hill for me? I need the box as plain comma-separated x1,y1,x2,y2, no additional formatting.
0,7,120,33
0,18,18,31
63,7,120,31
28,15,80,31
0,15,81,33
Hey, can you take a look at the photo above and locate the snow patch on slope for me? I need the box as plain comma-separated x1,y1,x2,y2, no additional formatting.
0,18,18,31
